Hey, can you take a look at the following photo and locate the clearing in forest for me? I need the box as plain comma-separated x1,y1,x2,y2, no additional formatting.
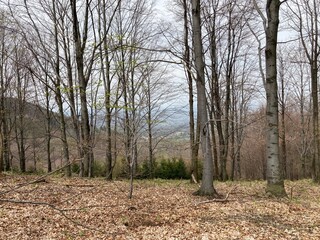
0,175,320,239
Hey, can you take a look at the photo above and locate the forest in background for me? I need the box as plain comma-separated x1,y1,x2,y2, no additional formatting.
0,0,318,186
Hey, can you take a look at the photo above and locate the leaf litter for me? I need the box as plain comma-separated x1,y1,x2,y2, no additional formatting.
0,175,320,239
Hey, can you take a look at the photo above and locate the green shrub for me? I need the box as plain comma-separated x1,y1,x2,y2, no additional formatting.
118,157,190,180
92,161,106,177
71,161,106,177
152,157,189,179
71,163,80,174
137,160,152,179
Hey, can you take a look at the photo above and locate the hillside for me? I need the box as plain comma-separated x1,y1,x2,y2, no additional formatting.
0,176,319,239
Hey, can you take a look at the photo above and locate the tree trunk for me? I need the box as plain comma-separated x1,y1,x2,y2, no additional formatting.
0,93,10,171
211,120,219,179
0,35,10,172
45,83,52,173
15,60,26,173
103,53,113,180
311,65,320,181
183,0,199,183
210,24,226,181
265,0,286,197
99,1,113,179
310,0,320,183
70,0,93,177
279,55,287,179
191,0,218,196
53,1,71,177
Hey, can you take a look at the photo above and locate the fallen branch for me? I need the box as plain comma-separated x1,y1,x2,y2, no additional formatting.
195,186,237,206
65,184,95,188
0,158,82,196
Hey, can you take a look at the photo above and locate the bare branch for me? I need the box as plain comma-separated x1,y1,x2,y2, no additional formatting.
252,0,267,32
195,186,238,205
0,159,81,196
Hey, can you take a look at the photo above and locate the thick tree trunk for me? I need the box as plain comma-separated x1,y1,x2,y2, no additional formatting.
191,0,218,196
265,0,286,197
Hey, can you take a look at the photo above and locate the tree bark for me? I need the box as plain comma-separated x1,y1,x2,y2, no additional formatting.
265,0,286,197
15,51,26,173
191,0,218,196
70,0,93,177
0,33,10,171
183,0,199,183
279,55,287,179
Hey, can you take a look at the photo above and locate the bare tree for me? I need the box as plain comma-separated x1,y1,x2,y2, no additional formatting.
0,12,13,172
264,0,286,196
278,48,288,178
288,40,312,178
178,0,200,182
191,0,218,196
286,0,320,182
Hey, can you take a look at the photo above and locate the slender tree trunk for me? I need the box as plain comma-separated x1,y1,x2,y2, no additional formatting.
61,32,82,166
265,0,286,197
311,65,320,181
53,1,71,177
102,49,113,179
279,55,287,179
0,92,10,171
146,79,155,178
55,89,71,174
45,83,52,173
211,120,219,179
99,0,114,179
0,35,10,172
2,116,10,171
210,32,226,181
290,0,320,181
208,13,224,181
191,0,218,196
310,0,320,183
15,60,26,173
147,112,154,178
230,102,235,181
70,0,93,177
299,67,306,178
182,0,199,182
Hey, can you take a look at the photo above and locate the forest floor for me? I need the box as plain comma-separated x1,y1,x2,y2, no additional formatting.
0,174,320,240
